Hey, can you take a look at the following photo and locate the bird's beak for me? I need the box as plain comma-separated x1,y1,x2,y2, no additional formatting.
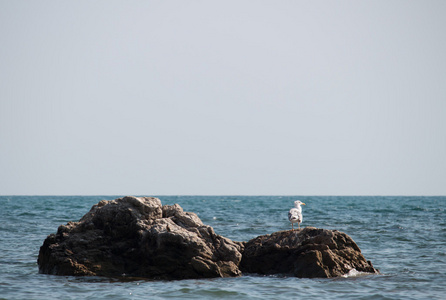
302,203,306,205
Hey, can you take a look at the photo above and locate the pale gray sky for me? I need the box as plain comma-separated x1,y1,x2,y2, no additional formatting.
1,1,445,195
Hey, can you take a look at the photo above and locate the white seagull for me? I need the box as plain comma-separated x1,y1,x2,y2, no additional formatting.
288,200,306,230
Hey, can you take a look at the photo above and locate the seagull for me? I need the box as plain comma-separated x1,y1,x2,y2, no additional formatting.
288,200,305,230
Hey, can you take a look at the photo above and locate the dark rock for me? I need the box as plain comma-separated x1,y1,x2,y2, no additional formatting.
240,227,378,278
38,196,243,279
38,197,378,280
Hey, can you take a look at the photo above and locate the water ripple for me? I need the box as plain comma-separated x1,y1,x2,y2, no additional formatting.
1,196,446,299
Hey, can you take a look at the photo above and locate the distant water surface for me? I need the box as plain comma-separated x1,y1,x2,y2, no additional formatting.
0,195,445,299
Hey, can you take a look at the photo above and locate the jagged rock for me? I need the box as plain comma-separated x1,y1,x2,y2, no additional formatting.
38,197,378,280
240,227,378,278
38,196,243,279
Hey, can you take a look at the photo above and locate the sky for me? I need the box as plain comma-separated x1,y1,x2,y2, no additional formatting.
1,1,445,196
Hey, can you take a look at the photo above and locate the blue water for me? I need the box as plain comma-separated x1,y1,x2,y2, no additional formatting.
1,195,445,299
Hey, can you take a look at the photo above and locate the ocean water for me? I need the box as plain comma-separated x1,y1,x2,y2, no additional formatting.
0,195,445,300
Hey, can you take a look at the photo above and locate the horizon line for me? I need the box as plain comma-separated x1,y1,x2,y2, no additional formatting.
1,194,445,197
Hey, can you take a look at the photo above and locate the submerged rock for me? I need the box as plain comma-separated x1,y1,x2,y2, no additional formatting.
38,196,243,279
240,227,378,278
38,196,378,279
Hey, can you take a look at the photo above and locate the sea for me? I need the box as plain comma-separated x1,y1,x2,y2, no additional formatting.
0,195,445,300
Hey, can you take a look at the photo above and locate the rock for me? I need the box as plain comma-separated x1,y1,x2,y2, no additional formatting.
240,227,378,278
38,196,243,279
38,197,378,280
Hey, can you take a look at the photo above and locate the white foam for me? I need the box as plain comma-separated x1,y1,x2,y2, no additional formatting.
341,268,368,278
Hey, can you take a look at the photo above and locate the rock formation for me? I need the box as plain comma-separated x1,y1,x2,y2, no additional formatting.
240,227,378,278
38,196,243,279
38,196,378,279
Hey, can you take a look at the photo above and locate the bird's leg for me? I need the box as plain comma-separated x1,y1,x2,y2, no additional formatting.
291,223,294,231
298,223,300,230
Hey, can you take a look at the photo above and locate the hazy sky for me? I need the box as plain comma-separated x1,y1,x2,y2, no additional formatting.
1,1,445,195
